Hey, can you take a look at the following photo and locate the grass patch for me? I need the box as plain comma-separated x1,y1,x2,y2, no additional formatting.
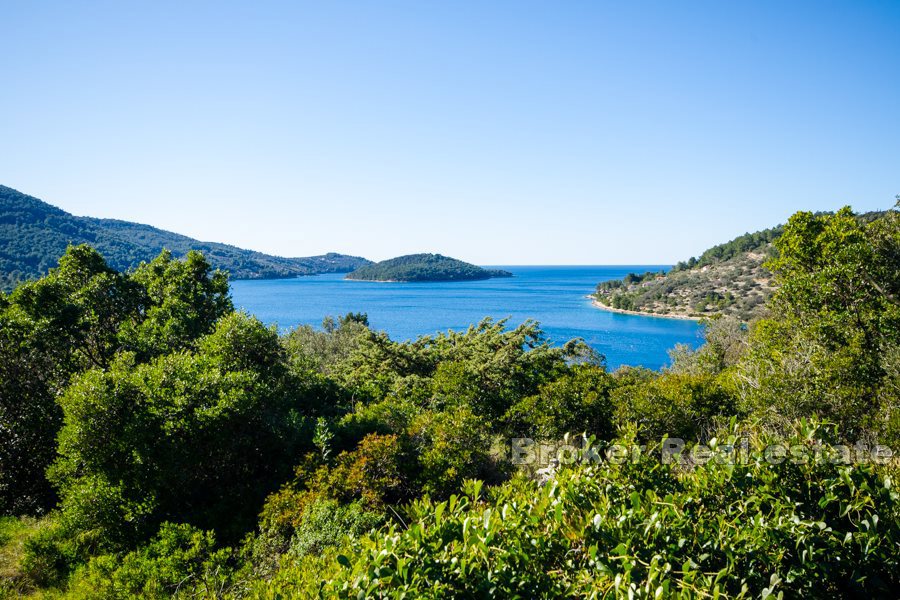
0,516,50,598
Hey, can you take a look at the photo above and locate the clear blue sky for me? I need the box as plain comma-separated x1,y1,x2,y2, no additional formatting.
1,1,897,264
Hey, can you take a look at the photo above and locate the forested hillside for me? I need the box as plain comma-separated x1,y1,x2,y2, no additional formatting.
1,203,899,598
0,185,370,290
346,253,512,282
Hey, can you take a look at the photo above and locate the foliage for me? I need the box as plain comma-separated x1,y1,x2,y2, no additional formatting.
408,406,500,498
667,316,749,377
0,516,43,598
66,522,234,599
330,317,576,419
3,203,900,598
612,372,736,442
0,245,141,514
48,313,310,554
735,205,900,443
503,364,616,440
1,245,233,516
346,253,512,282
286,499,383,560
282,315,371,376
119,249,232,359
268,422,900,599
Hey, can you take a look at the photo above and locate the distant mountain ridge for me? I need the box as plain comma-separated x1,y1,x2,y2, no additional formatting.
0,185,370,291
346,253,513,282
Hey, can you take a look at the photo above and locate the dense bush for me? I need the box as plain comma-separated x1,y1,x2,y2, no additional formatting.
267,423,900,598
736,206,900,444
612,372,736,442
48,313,310,553
0,245,232,516
66,523,234,599
503,364,616,440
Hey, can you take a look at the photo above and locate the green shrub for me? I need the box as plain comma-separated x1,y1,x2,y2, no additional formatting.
288,499,382,560
49,313,313,557
66,523,233,599
612,372,736,442
503,364,616,440
267,422,900,598
408,406,502,498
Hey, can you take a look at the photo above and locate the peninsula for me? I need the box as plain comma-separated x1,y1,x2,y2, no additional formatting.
592,226,782,321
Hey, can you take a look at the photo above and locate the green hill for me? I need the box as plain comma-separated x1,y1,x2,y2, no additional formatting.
0,185,370,291
346,253,512,282
594,227,783,321
593,212,885,321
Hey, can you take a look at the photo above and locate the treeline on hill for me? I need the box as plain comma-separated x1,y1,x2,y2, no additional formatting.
346,253,512,282
1,203,899,598
671,226,784,273
0,185,370,291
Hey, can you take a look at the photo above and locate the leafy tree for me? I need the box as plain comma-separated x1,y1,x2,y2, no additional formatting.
736,205,900,439
120,250,232,359
612,372,735,442
667,316,749,376
0,245,141,514
503,364,616,440
311,433,415,510
49,313,310,554
408,406,499,498
283,314,372,376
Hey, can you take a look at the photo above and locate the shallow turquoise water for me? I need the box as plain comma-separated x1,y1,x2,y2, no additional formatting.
229,266,702,370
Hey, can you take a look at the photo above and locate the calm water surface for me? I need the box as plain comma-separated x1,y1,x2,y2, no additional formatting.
230,266,702,370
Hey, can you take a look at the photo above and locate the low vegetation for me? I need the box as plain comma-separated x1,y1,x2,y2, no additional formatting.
0,202,898,598
346,253,512,282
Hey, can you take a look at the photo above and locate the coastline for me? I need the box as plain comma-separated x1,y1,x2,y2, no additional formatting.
589,298,703,321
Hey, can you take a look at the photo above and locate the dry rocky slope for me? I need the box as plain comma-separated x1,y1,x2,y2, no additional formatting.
594,210,885,321
594,228,782,321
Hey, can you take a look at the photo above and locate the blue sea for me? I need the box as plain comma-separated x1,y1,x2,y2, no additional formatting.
230,266,702,370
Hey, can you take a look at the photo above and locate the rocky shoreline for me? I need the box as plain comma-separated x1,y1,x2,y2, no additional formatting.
589,298,703,321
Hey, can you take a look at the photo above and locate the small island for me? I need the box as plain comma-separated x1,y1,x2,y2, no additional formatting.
345,253,512,282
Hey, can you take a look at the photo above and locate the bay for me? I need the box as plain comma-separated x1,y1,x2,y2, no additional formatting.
230,265,702,370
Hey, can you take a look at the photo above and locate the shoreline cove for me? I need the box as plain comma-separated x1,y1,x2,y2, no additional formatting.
231,268,701,370
588,297,703,321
